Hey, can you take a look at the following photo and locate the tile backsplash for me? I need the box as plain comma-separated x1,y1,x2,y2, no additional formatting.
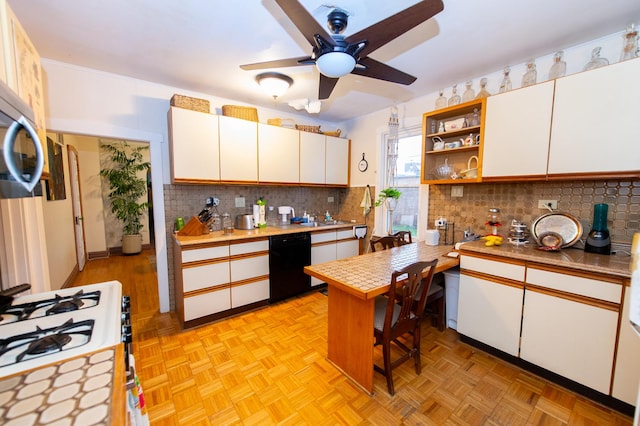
428,180,639,244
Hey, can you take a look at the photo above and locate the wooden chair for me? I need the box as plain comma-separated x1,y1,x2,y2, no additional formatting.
373,259,438,395
370,235,401,252
420,273,446,332
392,231,413,245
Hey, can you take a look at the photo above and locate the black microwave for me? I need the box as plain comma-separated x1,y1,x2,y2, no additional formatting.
0,79,43,198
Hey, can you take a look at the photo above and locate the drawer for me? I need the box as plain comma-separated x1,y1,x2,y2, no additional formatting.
231,279,269,308
184,287,231,321
183,261,230,292
230,254,269,281
230,239,269,255
311,230,336,244
526,267,622,303
182,245,229,263
336,229,354,241
461,255,525,281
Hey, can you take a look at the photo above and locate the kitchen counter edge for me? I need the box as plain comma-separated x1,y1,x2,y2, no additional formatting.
174,223,362,246
458,240,631,279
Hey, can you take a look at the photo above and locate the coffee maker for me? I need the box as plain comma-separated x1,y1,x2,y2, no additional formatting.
584,203,611,255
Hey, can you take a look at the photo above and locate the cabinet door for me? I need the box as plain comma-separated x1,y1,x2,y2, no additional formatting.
457,273,523,356
325,136,349,185
230,254,269,282
336,229,358,259
258,123,299,183
300,132,326,184
482,82,554,179
184,287,231,321
182,262,230,292
219,115,258,182
611,290,640,404
231,279,269,308
169,107,220,182
548,58,640,176
520,290,618,394
310,243,336,286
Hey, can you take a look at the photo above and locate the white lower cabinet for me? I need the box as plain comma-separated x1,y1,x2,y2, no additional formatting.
520,289,618,394
310,229,359,286
231,279,270,308
612,290,640,404
457,273,524,356
336,229,358,260
184,286,230,322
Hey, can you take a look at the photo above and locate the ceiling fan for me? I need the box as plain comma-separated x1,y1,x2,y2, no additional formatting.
240,0,444,100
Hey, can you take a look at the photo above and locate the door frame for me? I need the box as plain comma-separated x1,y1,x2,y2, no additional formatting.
67,145,87,271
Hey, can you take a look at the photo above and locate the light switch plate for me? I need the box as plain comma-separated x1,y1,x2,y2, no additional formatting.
451,186,464,197
235,197,245,208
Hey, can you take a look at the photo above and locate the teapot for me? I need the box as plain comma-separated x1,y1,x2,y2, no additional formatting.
432,136,445,151
462,134,475,146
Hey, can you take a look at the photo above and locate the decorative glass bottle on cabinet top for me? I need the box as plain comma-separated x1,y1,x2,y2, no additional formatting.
620,23,638,61
462,80,475,102
548,50,566,79
448,84,461,106
583,46,609,71
522,60,537,87
475,77,491,99
435,89,447,109
499,67,512,93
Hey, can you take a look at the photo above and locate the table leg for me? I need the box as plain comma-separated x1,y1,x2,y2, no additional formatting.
327,285,375,394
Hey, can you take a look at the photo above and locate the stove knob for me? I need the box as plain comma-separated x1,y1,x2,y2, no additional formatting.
121,311,131,323
122,295,131,310
122,325,132,343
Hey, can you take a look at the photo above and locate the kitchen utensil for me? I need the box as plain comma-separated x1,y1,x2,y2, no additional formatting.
0,283,31,297
536,231,563,250
459,156,478,179
585,203,611,254
235,214,254,230
278,206,295,223
531,212,583,248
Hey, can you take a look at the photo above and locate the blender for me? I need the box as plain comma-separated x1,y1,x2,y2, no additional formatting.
585,203,611,255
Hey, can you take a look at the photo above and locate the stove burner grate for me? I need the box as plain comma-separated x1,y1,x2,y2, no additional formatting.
0,289,101,324
0,318,94,366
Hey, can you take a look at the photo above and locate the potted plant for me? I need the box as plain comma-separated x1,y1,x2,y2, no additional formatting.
375,187,401,234
99,141,151,255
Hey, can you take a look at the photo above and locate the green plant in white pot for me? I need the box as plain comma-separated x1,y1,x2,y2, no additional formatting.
375,187,401,234
100,141,151,255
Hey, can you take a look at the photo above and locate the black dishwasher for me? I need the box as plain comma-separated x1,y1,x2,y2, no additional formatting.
269,232,311,303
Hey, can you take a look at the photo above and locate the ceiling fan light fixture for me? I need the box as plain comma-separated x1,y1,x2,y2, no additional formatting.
315,52,356,78
255,72,293,99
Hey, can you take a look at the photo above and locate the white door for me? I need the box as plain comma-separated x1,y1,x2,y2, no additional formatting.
67,146,86,271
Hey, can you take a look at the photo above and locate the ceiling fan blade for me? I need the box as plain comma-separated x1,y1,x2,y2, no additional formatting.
319,74,339,100
275,0,334,48
240,56,314,70
352,57,416,85
345,0,444,58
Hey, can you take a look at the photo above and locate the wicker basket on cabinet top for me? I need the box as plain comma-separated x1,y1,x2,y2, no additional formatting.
222,105,259,122
170,94,210,113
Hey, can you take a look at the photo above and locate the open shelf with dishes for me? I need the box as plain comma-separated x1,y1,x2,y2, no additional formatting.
421,99,486,184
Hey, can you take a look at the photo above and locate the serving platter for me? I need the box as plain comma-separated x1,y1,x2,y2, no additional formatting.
531,212,583,248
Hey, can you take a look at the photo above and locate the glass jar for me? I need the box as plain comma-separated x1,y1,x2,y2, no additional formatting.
522,60,537,87
222,212,232,229
499,67,512,93
435,89,447,109
620,23,638,61
548,51,567,80
583,46,609,71
486,207,502,235
448,84,461,106
475,77,491,99
211,213,221,231
462,80,475,103
470,108,480,126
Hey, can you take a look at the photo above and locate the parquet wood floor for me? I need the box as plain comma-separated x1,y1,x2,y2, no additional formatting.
72,250,634,425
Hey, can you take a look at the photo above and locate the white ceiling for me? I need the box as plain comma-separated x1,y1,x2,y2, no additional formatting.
7,0,640,122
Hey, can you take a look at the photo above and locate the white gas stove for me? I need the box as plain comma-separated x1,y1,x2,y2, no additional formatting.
0,281,124,377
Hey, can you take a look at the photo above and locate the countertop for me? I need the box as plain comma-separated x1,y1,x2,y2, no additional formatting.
458,240,631,279
305,243,459,299
174,222,362,246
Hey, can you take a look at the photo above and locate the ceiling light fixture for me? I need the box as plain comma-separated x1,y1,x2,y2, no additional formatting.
255,72,293,99
315,52,356,78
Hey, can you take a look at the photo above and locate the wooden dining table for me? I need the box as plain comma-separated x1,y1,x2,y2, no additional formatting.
304,242,460,394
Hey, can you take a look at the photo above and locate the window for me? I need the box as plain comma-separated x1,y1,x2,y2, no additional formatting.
379,127,422,236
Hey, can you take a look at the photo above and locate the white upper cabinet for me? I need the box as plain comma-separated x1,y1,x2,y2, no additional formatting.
219,115,258,182
168,107,220,183
300,131,326,184
325,135,349,185
548,58,640,177
482,81,554,180
258,123,299,183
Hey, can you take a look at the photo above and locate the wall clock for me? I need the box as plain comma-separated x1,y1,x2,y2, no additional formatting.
358,153,368,172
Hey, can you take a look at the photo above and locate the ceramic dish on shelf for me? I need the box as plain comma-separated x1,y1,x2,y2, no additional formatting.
531,212,583,248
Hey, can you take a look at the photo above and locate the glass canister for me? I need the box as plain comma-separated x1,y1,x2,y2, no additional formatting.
211,213,221,231
486,208,502,236
585,203,611,255
222,212,232,229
